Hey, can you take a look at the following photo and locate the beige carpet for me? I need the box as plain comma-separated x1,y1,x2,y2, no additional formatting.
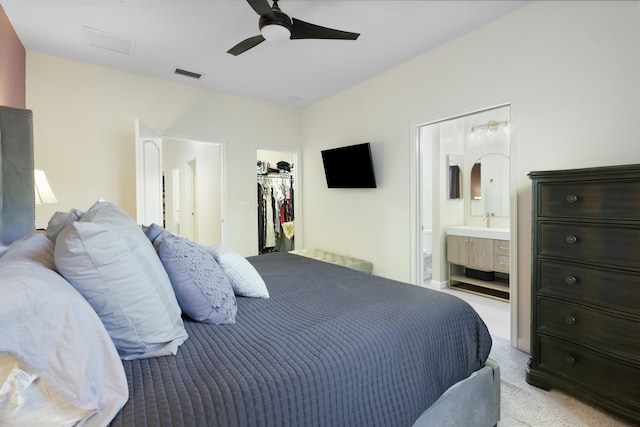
489,336,636,427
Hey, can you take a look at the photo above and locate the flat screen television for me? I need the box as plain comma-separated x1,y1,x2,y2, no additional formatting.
321,142,377,188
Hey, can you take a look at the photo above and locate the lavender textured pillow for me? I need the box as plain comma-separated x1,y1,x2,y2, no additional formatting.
145,223,237,325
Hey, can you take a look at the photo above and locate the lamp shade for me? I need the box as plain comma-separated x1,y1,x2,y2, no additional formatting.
34,169,58,205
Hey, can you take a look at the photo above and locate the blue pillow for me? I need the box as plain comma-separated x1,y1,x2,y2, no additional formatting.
145,224,237,325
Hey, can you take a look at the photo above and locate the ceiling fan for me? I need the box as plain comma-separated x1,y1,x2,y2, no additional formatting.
227,0,360,56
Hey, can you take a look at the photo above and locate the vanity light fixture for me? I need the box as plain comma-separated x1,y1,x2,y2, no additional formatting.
470,118,510,138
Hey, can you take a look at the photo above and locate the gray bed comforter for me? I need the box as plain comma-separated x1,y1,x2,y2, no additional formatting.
109,252,492,427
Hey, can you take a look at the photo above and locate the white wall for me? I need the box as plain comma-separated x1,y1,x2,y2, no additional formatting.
28,52,303,255
301,1,640,351
433,121,465,284
163,138,222,245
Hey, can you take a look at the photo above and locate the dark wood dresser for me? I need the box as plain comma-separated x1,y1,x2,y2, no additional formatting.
527,164,640,423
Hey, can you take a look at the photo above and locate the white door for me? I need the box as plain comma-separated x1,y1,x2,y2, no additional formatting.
171,166,180,234
135,119,163,226
184,159,197,241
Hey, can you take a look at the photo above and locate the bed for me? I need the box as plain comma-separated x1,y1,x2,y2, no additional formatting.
0,106,500,427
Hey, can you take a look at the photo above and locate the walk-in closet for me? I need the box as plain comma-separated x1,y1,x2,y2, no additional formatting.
257,149,296,254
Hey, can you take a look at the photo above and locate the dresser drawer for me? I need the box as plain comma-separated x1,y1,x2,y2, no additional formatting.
538,180,640,220
538,260,640,315
530,165,640,422
538,336,640,403
538,299,640,359
539,222,640,268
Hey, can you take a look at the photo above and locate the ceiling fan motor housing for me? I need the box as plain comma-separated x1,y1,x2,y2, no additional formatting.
259,9,292,33
227,0,359,55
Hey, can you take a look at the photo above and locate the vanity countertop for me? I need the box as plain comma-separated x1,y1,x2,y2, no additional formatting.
447,225,510,240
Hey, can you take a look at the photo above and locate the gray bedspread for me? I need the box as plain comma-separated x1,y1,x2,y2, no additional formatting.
109,252,492,427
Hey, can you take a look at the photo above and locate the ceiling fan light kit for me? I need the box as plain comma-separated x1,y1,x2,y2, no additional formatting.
228,0,360,56
261,24,290,42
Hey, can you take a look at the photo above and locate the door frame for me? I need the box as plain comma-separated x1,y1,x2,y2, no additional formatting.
410,103,519,346
135,119,228,245
256,144,302,251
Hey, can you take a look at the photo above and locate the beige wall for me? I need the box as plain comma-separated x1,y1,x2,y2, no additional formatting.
27,52,302,255
0,5,25,108
301,1,640,351
22,1,640,351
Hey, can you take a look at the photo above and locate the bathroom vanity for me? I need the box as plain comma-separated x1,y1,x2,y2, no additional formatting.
446,226,510,301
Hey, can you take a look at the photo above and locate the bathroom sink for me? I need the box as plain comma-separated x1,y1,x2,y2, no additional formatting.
447,226,510,240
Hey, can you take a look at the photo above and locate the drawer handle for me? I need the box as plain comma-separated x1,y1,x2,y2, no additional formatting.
566,195,578,203
564,355,576,366
565,235,577,244
564,275,577,285
564,315,576,325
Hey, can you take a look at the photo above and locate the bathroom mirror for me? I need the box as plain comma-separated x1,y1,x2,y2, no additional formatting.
470,162,481,200
470,153,509,217
447,154,462,199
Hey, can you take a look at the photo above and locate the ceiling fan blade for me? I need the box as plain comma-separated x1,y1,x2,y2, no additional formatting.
290,18,360,40
227,35,266,56
247,0,275,19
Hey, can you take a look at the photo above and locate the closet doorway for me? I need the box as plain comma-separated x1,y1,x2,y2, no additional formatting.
257,148,300,254
135,119,225,246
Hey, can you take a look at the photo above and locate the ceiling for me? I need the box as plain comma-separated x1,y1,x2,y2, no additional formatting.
2,0,529,108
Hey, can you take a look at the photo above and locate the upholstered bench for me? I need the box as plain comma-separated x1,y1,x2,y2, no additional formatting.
289,248,373,273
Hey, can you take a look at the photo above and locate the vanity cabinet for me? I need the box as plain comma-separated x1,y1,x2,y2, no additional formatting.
447,235,493,269
447,234,510,301
527,164,640,424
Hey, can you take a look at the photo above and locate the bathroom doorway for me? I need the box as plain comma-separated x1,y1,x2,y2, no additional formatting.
413,105,515,342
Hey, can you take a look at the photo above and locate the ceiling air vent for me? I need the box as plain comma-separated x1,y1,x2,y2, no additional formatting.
174,68,203,80
83,26,135,55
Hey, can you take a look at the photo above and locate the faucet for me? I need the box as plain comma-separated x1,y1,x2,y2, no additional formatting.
483,212,495,228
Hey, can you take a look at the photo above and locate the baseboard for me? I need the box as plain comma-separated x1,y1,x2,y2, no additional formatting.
428,280,448,289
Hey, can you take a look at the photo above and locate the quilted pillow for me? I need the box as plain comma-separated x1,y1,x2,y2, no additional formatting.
54,201,188,360
206,245,269,298
145,223,237,325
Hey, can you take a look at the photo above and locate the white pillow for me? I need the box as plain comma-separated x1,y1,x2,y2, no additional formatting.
0,231,55,269
54,201,188,360
206,245,269,298
45,209,84,243
0,232,128,427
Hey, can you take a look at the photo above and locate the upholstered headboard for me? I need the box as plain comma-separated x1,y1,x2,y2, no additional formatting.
0,105,34,244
